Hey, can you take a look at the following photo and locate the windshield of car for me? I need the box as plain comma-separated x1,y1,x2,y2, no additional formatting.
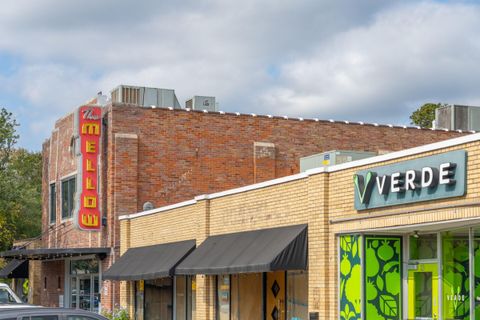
0,287,21,304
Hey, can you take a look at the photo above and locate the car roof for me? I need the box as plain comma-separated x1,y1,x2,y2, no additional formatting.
0,307,107,319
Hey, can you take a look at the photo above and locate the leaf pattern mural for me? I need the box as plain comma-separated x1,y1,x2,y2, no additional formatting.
474,238,480,318
443,234,470,320
340,235,361,320
365,236,402,320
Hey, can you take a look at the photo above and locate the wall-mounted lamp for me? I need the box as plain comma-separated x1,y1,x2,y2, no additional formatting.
413,231,419,238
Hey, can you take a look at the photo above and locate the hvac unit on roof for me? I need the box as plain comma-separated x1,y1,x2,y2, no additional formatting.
110,85,182,109
300,150,377,172
185,96,217,112
433,104,480,131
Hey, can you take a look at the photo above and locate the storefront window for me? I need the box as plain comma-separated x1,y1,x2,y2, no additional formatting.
339,235,361,320
364,236,401,320
176,276,186,320
231,273,262,320
70,260,99,275
217,275,230,320
188,276,196,320
442,231,470,319
339,236,362,320
474,229,480,318
176,276,195,320
286,270,308,320
410,234,437,260
144,278,173,320
135,281,145,320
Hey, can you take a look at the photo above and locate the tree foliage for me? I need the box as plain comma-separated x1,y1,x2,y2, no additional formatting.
410,103,446,128
0,108,41,251
0,108,19,171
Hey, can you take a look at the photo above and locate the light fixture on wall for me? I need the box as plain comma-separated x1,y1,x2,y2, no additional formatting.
413,231,420,238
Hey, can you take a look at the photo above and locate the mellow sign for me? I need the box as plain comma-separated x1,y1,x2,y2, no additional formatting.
354,150,466,210
74,105,103,230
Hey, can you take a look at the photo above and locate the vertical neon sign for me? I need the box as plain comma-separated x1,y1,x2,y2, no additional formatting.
75,106,102,231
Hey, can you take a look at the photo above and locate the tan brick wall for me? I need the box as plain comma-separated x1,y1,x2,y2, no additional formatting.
119,202,206,314
128,204,202,248
208,179,309,236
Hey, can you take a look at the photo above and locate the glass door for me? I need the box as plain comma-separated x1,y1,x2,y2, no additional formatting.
79,275,92,311
70,275,99,312
68,258,100,313
70,276,78,309
408,263,439,320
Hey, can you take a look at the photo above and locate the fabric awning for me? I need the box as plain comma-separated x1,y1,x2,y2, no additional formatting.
176,224,307,275
0,260,28,278
103,240,196,280
0,247,110,260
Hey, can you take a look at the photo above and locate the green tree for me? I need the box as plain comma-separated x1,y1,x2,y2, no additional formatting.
6,149,42,239
0,108,42,251
0,108,19,171
410,103,446,128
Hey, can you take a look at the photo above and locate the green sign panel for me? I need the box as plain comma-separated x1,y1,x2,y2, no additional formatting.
354,150,467,210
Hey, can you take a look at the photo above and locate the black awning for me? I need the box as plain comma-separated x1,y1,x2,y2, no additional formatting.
103,240,196,281
176,224,307,275
0,260,28,278
0,247,110,260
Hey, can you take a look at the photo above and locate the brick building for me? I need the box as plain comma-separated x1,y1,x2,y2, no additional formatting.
0,85,465,315
113,132,480,320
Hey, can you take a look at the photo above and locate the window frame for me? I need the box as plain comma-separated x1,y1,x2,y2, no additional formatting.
49,183,56,224
61,175,76,220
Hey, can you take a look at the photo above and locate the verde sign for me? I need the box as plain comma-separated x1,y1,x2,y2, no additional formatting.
354,150,466,210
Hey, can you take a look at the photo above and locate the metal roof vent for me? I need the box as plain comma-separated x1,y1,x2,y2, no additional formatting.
434,104,480,131
143,202,155,211
185,96,217,112
300,150,377,172
111,85,182,109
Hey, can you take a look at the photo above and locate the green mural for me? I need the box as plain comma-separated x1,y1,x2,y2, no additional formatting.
340,235,361,320
443,234,470,319
364,236,402,320
475,239,480,318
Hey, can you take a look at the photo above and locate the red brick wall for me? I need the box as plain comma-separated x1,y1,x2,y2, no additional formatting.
108,105,463,211
41,113,104,250
40,260,64,307
254,142,276,183
40,103,464,310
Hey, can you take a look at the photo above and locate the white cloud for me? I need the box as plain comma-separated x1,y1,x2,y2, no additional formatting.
1,0,480,149
258,2,480,123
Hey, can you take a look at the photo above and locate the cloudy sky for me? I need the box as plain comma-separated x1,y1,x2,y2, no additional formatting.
1,0,480,150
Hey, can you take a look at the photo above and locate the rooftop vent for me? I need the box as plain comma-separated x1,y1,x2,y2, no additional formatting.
111,85,181,109
433,104,480,131
300,150,377,172
143,202,155,211
185,96,217,112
